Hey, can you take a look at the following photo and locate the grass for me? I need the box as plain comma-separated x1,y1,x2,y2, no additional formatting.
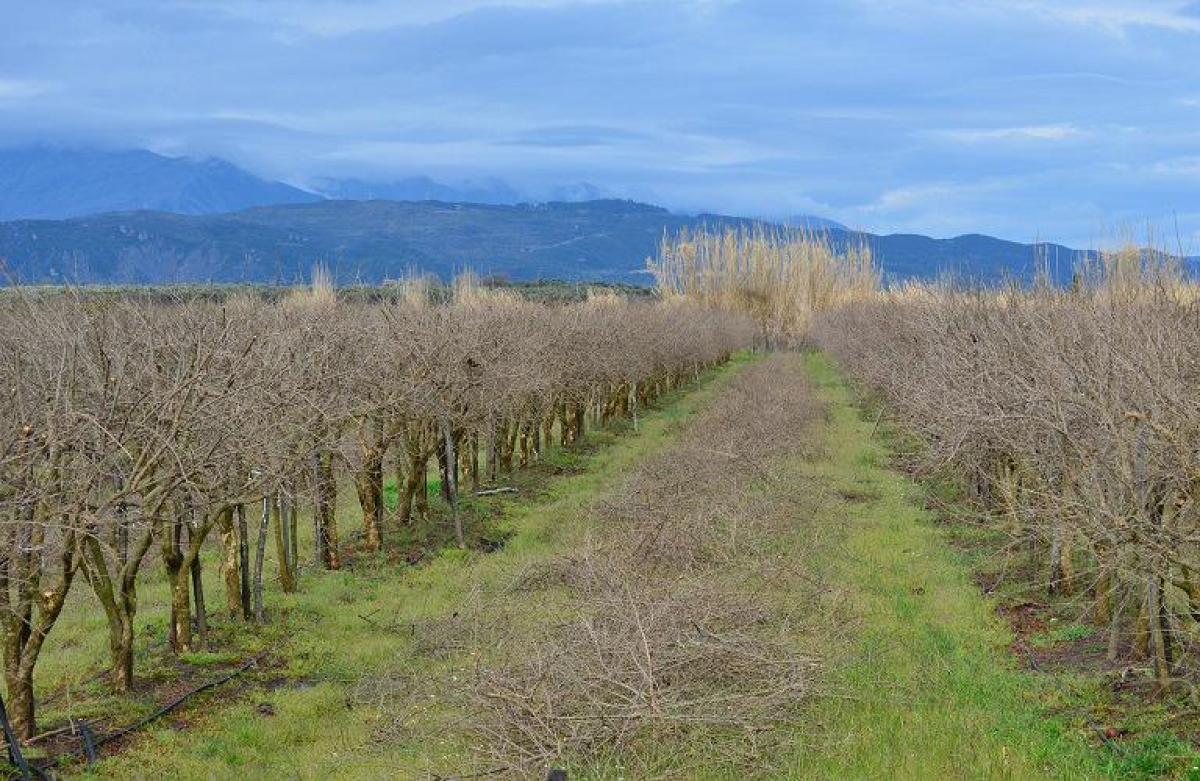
80,353,759,778
1028,623,1098,649
784,352,1108,779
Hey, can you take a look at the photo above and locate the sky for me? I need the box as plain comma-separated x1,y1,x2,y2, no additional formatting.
1,0,1198,247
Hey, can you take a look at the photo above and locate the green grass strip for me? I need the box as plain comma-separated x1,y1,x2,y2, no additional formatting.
784,353,1106,780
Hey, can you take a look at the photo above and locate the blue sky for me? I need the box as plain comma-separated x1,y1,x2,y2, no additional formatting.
1,0,1198,247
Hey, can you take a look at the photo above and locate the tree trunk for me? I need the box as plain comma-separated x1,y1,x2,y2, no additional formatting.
1147,573,1171,691
169,566,192,653
279,495,292,577
5,668,35,742
397,451,423,525
518,420,530,467
1094,562,1112,627
190,543,207,646
437,442,453,502
273,496,296,593
487,423,499,483
237,504,251,620
162,512,184,651
253,497,270,624
108,612,135,693
504,421,519,472
417,456,430,519
558,403,569,447
1107,577,1124,662
541,414,554,455
1,556,76,741
219,509,241,618
442,422,464,549
470,432,480,493
314,451,340,570
629,381,639,432
289,498,299,577
1047,520,1073,596
82,528,153,694
355,447,385,554
1181,566,1200,622
171,517,216,653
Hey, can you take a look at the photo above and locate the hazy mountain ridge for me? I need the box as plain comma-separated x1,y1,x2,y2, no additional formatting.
0,147,621,218
1,146,1162,285
314,175,524,206
0,198,1104,286
0,148,323,220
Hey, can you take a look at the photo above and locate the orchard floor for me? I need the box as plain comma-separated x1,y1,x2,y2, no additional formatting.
56,353,1148,778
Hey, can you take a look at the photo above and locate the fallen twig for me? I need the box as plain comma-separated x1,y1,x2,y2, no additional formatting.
475,487,518,497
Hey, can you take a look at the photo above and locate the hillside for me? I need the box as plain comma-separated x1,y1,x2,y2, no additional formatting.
0,198,1093,285
0,148,321,220
314,176,524,205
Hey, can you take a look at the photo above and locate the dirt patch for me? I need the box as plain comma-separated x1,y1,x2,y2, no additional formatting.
836,489,877,504
1000,602,1050,638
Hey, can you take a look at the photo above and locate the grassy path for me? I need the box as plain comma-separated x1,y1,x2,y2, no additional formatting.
787,353,1105,779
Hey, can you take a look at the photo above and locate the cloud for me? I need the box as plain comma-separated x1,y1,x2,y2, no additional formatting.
994,1,1200,34
1,0,1198,246
498,125,652,148
0,78,49,99
169,0,634,36
928,125,1085,143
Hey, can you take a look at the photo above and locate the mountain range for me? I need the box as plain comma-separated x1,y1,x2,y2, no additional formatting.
0,146,1128,285
313,175,524,206
0,147,614,220
0,198,1098,286
0,148,323,220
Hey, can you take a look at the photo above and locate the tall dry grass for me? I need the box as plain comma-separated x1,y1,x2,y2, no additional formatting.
648,224,878,346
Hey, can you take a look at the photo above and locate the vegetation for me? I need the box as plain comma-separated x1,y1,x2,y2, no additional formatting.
786,353,1106,778
9,225,1200,777
650,224,879,345
0,277,752,755
88,351,1120,779
0,277,656,305
815,245,1198,689
811,243,1200,774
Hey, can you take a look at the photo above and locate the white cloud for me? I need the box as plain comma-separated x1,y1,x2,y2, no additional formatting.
926,124,1084,143
1148,157,1200,176
0,78,48,100
175,0,634,36
1012,1,1200,34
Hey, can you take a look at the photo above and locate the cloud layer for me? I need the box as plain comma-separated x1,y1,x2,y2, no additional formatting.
1,0,1197,246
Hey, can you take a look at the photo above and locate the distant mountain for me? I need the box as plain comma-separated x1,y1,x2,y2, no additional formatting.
548,182,606,203
781,214,848,232
0,198,1108,286
317,176,624,207
314,175,523,206
0,147,322,220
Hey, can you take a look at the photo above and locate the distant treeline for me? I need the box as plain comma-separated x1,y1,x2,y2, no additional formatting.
0,277,656,305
